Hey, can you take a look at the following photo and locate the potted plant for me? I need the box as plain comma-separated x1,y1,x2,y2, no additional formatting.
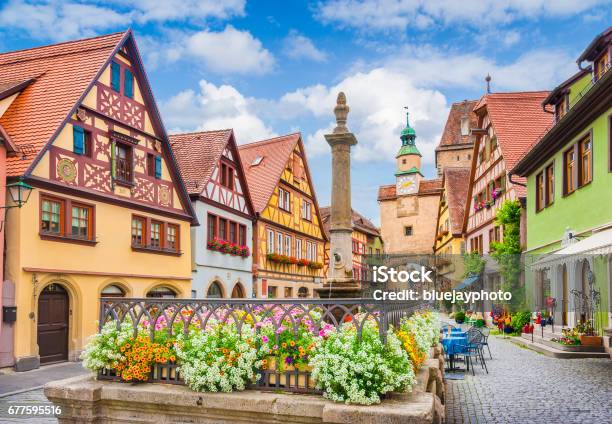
454,311,465,324
576,321,602,346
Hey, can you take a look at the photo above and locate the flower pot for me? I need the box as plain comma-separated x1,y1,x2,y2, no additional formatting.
579,335,602,346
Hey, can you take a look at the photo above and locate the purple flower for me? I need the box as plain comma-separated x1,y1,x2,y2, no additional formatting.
284,356,293,365
262,335,269,343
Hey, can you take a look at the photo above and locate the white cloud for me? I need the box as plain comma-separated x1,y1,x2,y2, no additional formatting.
126,0,245,23
162,80,276,143
283,30,328,62
316,0,611,31
502,30,521,47
181,26,275,75
0,0,129,41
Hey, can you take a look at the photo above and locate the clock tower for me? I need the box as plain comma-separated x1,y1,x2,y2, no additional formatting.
395,111,422,196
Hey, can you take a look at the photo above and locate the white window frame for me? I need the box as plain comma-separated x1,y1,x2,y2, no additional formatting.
284,190,291,211
285,235,291,256
267,229,275,254
277,232,283,254
302,200,312,220
306,241,317,261
296,239,302,259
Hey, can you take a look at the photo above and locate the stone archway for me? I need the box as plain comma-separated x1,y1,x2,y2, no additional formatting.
37,283,69,364
231,282,245,298
207,281,225,299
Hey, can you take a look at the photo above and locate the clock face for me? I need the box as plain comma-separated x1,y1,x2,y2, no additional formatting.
397,174,417,195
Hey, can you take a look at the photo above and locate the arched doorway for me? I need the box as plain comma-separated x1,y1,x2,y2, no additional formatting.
101,284,126,298
146,286,177,298
562,264,568,326
231,283,245,298
297,287,309,298
207,281,224,298
37,283,69,364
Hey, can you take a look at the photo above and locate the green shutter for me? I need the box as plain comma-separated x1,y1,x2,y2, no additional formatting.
111,141,116,179
124,69,134,98
111,61,120,91
155,155,162,179
73,126,84,155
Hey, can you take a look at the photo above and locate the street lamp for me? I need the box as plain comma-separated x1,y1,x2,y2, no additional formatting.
4,179,33,209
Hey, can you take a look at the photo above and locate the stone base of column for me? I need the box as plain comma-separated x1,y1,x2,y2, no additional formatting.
314,280,361,299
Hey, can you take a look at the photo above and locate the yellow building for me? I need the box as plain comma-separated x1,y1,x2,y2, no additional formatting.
320,207,382,284
433,168,470,290
1,31,195,371
239,134,326,298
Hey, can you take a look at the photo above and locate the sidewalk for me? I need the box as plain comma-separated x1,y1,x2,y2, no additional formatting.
0,362,89,397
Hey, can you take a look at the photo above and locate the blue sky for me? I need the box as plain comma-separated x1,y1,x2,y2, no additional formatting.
1,0,610,224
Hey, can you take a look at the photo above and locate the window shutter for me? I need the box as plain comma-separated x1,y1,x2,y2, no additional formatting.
111,61,120,91
111,141,116,178
501,173,506,190
73,126,85,155
155,155,162,179
124,69,134,98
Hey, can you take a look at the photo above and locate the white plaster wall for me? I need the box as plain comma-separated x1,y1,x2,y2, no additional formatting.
191,201,253,298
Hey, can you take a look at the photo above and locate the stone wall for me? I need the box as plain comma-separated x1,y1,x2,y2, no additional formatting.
44,347,446,424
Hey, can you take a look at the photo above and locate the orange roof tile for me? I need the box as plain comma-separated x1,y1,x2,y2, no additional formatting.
319,206,380,239
418,178,443,195
238,133,300,213
474,91,552,197
443,167,470,235
0,31,127,176
169,129,232,194
437,100,478,149
377,184,397,201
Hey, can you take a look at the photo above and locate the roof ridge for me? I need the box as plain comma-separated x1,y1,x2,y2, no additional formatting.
239,132,300,149
487,90,550,96
0,31,126,57
169,128,232,137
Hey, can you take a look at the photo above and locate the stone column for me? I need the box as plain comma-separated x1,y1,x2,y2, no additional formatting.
316,93,360,299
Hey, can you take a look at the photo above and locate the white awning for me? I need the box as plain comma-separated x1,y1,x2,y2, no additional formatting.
531,227,612,270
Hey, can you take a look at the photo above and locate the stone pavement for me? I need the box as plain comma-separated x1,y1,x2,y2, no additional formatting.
0,362,89,423
445,334,612,424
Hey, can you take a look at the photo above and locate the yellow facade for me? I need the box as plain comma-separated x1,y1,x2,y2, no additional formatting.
3,36,194,370
255,145,326,299
433,192,465,289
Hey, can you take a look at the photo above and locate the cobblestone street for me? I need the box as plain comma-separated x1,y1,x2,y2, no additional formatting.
445,335,612,424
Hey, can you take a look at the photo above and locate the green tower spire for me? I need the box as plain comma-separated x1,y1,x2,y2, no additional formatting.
396,109,421,158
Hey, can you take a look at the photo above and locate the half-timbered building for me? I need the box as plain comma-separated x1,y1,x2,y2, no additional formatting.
171,130,255,298
239,133,326,299
1,31,195,370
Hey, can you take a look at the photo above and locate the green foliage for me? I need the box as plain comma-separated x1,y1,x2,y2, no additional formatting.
490,200,524,312
509,311,531,334
454,311,466,323
462,252,486,278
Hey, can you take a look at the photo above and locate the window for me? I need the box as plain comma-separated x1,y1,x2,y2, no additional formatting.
147,154,161,178
132,216,145,247
111,61,120,92
564,147,576,194
71,204,92,239
302,200,312,221
150,221,162,248
239,225,247,246
402,159,407,164
285,234,291,256
490,136,497,153
296,238,303,259
220,163,234,190
267,229,275,253
41,197,63,235
207,214,217,242
284,287,293,298
101,284,125,298
404,226,413,236
545,164,554,206
579,136,592,186
167,224,179,251
229,221,237,243
277,232,283,254
306,241,317,261
594,51,609,81
207,281,223,299
278,188,291,211
114,142,133,184
536,172,545,211
267,286,277,299
73,126,92,157
124,69,134,99
219,218,227,240
147,286,177,299
555,96,567,121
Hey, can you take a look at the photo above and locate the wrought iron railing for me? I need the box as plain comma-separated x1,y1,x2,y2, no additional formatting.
97,298,425,392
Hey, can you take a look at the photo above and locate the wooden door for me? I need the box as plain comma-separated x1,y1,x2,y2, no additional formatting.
37,284,69,364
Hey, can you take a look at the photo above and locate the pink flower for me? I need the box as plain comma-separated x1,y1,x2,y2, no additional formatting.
262,335,269,343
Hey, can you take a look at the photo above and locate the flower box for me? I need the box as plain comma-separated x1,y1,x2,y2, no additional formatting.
265,357,316,389
207,237,250,257
579,335,602,346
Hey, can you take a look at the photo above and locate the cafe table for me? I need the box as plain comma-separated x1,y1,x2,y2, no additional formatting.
441,332,468,371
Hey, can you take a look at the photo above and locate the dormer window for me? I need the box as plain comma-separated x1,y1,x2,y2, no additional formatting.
555,95,568,121
594,50,609,81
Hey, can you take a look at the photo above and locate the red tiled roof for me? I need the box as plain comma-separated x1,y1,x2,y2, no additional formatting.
437,100,478,149
0,31,127,176
474,91,552,197
169,129,232,194
443,167,470,235
377,184,397,201
319,206,380,239
238,133,300,213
